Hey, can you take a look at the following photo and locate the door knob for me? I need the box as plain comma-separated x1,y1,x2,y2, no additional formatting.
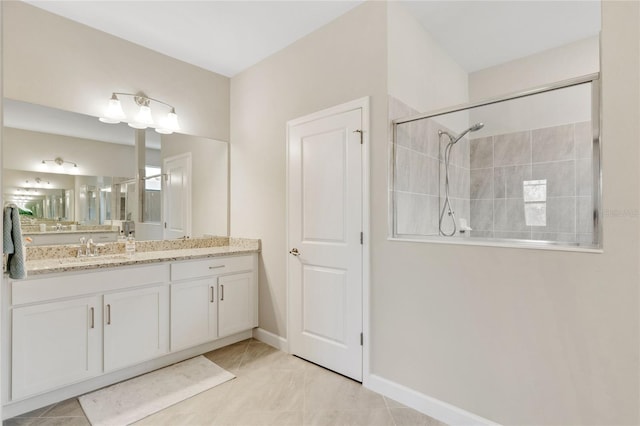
289,248,300,256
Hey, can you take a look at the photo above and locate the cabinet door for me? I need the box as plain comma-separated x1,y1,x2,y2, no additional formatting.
12,297,101,399
170,278,217,351
218,272,255,338
103,285,169,372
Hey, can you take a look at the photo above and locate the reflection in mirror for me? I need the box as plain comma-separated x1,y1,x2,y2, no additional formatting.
2,99,229,243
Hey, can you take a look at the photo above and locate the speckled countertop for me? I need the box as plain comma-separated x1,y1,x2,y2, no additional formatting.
21,237,260,276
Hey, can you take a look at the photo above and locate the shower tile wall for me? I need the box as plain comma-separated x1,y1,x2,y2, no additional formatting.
469,122,594,244
390,96,469,237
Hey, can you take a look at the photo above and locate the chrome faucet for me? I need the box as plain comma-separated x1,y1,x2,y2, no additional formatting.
78,237,87,257
88,238,96,256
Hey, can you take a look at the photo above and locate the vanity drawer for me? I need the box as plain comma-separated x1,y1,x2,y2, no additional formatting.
12,264,169,306
171,255,254,281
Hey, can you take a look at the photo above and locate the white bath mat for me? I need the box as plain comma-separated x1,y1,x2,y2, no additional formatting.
79,355,235,426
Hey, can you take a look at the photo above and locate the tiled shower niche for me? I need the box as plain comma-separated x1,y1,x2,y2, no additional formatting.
390,78,600,247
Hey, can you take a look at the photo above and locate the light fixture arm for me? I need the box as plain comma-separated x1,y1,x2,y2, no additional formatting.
42,157,78,168
112,92,176,112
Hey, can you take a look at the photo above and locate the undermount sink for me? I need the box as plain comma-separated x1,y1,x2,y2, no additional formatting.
58,255,131,265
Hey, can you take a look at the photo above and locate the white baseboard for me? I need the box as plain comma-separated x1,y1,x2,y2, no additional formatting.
252,327,288,352
366,374,500,426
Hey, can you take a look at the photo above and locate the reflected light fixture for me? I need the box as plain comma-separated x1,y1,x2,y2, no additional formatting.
24,177,51,186
42,157,78,169
99,92,180,134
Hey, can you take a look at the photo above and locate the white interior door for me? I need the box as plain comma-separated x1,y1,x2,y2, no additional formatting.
288,104,364,381
163,153,192,239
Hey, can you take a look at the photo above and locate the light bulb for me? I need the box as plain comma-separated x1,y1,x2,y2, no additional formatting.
156,109,180,135
99,94,126,124
129,105,153,129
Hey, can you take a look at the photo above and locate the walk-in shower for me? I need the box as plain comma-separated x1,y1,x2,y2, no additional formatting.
438,122,484,236
391,74,600,248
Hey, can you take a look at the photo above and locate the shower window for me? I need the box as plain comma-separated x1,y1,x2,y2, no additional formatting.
390,74,601,249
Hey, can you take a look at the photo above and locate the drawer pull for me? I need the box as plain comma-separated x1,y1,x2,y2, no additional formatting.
221,284,224,301
210,286,215,303
106,304,111,325
90,307,95,329
208,265,225,270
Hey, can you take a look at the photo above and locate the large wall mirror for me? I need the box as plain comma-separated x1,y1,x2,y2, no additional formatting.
3,98,229,243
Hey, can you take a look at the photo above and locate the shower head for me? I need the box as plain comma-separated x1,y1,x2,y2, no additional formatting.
439,122,485,145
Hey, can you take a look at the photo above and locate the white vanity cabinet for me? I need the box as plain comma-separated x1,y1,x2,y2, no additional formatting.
170,254,258,350
12,296,102,400
103,285,169,372
5,251,258,416
218,272,255,337
9,264,169,400
170,277,218,351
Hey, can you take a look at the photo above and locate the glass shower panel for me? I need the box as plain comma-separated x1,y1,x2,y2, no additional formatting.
392,78,599,248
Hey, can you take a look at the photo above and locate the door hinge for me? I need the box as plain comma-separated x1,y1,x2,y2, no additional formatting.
164,222,167,229
360,332,363,346
353,129,363,144
360,232,363,245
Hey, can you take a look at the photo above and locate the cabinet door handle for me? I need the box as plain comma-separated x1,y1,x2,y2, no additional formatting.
106,304,111,325
209,265,225,270
220,284,224,301
210,286,215,303
90,307,95,329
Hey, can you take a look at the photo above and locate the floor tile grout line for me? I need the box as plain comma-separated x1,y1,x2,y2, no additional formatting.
236,339,253,370
37,402,59,418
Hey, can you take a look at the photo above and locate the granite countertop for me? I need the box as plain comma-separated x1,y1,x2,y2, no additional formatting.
21,237,260,276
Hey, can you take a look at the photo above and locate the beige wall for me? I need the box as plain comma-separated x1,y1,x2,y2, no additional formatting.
3,1,229,141
470,36,600,102
387,1,468,114
230,1,388,336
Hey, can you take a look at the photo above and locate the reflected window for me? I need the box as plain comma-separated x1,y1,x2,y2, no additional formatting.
143,166,162,223
523,180,547,227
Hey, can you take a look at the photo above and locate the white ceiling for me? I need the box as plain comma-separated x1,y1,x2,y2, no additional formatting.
24,0,600,76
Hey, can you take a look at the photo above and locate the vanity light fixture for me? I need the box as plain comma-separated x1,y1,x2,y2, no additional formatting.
25,177,50,186
42,157,78,169
98,92,180,134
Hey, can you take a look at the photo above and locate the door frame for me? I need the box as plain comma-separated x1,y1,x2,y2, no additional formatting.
285,96,371,384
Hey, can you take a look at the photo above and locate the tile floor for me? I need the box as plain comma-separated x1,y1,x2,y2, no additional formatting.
4,339,446,426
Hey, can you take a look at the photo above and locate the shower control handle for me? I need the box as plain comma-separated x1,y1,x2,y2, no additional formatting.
289,248,300,256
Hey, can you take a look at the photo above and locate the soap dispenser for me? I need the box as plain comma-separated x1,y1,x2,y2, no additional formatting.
125,232,136,257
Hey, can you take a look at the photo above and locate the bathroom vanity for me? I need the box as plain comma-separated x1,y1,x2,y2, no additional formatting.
2,238,259,418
